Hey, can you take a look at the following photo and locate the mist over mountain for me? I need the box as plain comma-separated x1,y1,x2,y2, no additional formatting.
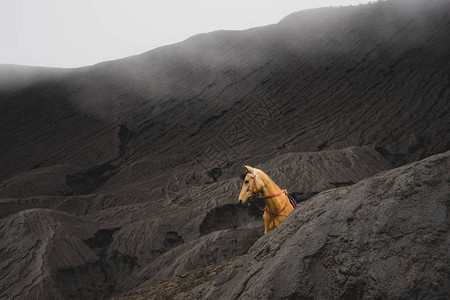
0,0,449,299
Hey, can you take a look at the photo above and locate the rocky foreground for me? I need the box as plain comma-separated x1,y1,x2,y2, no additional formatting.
116,151,449,299
0,146,391,299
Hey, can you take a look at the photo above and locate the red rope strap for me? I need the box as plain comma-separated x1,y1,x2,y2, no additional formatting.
265,197,289,228
265,197,289,217
249,176,295,229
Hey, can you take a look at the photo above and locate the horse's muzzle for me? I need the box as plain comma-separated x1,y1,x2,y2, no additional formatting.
239,198,250,206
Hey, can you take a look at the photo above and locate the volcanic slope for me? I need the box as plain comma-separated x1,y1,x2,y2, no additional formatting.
0,147,391,299
0,0,449,183
0,0,449,299
116,151,450,300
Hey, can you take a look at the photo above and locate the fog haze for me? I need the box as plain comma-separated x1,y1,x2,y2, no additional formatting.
1,0,370,68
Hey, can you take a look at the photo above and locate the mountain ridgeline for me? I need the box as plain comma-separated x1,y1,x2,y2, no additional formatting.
0,0,449,299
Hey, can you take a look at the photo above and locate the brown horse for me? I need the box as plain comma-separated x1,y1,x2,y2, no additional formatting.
239,165,296,234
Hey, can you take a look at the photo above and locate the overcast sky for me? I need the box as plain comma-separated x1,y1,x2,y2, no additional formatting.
0,0,370,68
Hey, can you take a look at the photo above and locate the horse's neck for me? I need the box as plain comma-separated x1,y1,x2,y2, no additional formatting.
261,177,285,212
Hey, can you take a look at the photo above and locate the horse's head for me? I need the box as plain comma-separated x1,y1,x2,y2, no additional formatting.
238,165,262,206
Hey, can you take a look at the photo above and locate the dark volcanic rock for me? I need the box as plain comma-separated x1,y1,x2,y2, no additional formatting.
0,209,99,299
0,164,81,198
121,228,261,292
113,256,241,300
118,151,449,300
0,144,398,299
0,194,108,220
0,195,67,219
259,146,392,202
0,209,137,299
188,151,448,299
89,146,388,296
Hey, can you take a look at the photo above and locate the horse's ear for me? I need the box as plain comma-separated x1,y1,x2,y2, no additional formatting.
240,164,251,180
242,165,253,173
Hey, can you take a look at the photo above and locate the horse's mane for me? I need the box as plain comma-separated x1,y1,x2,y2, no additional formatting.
255,168,269,184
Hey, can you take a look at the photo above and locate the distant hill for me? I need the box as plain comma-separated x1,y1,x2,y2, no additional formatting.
0,64,69,90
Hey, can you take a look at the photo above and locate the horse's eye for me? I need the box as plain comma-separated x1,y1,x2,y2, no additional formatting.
244,180,249,184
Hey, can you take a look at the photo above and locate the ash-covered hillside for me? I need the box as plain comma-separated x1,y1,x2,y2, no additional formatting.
0,0,449,299
116,151,450,300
